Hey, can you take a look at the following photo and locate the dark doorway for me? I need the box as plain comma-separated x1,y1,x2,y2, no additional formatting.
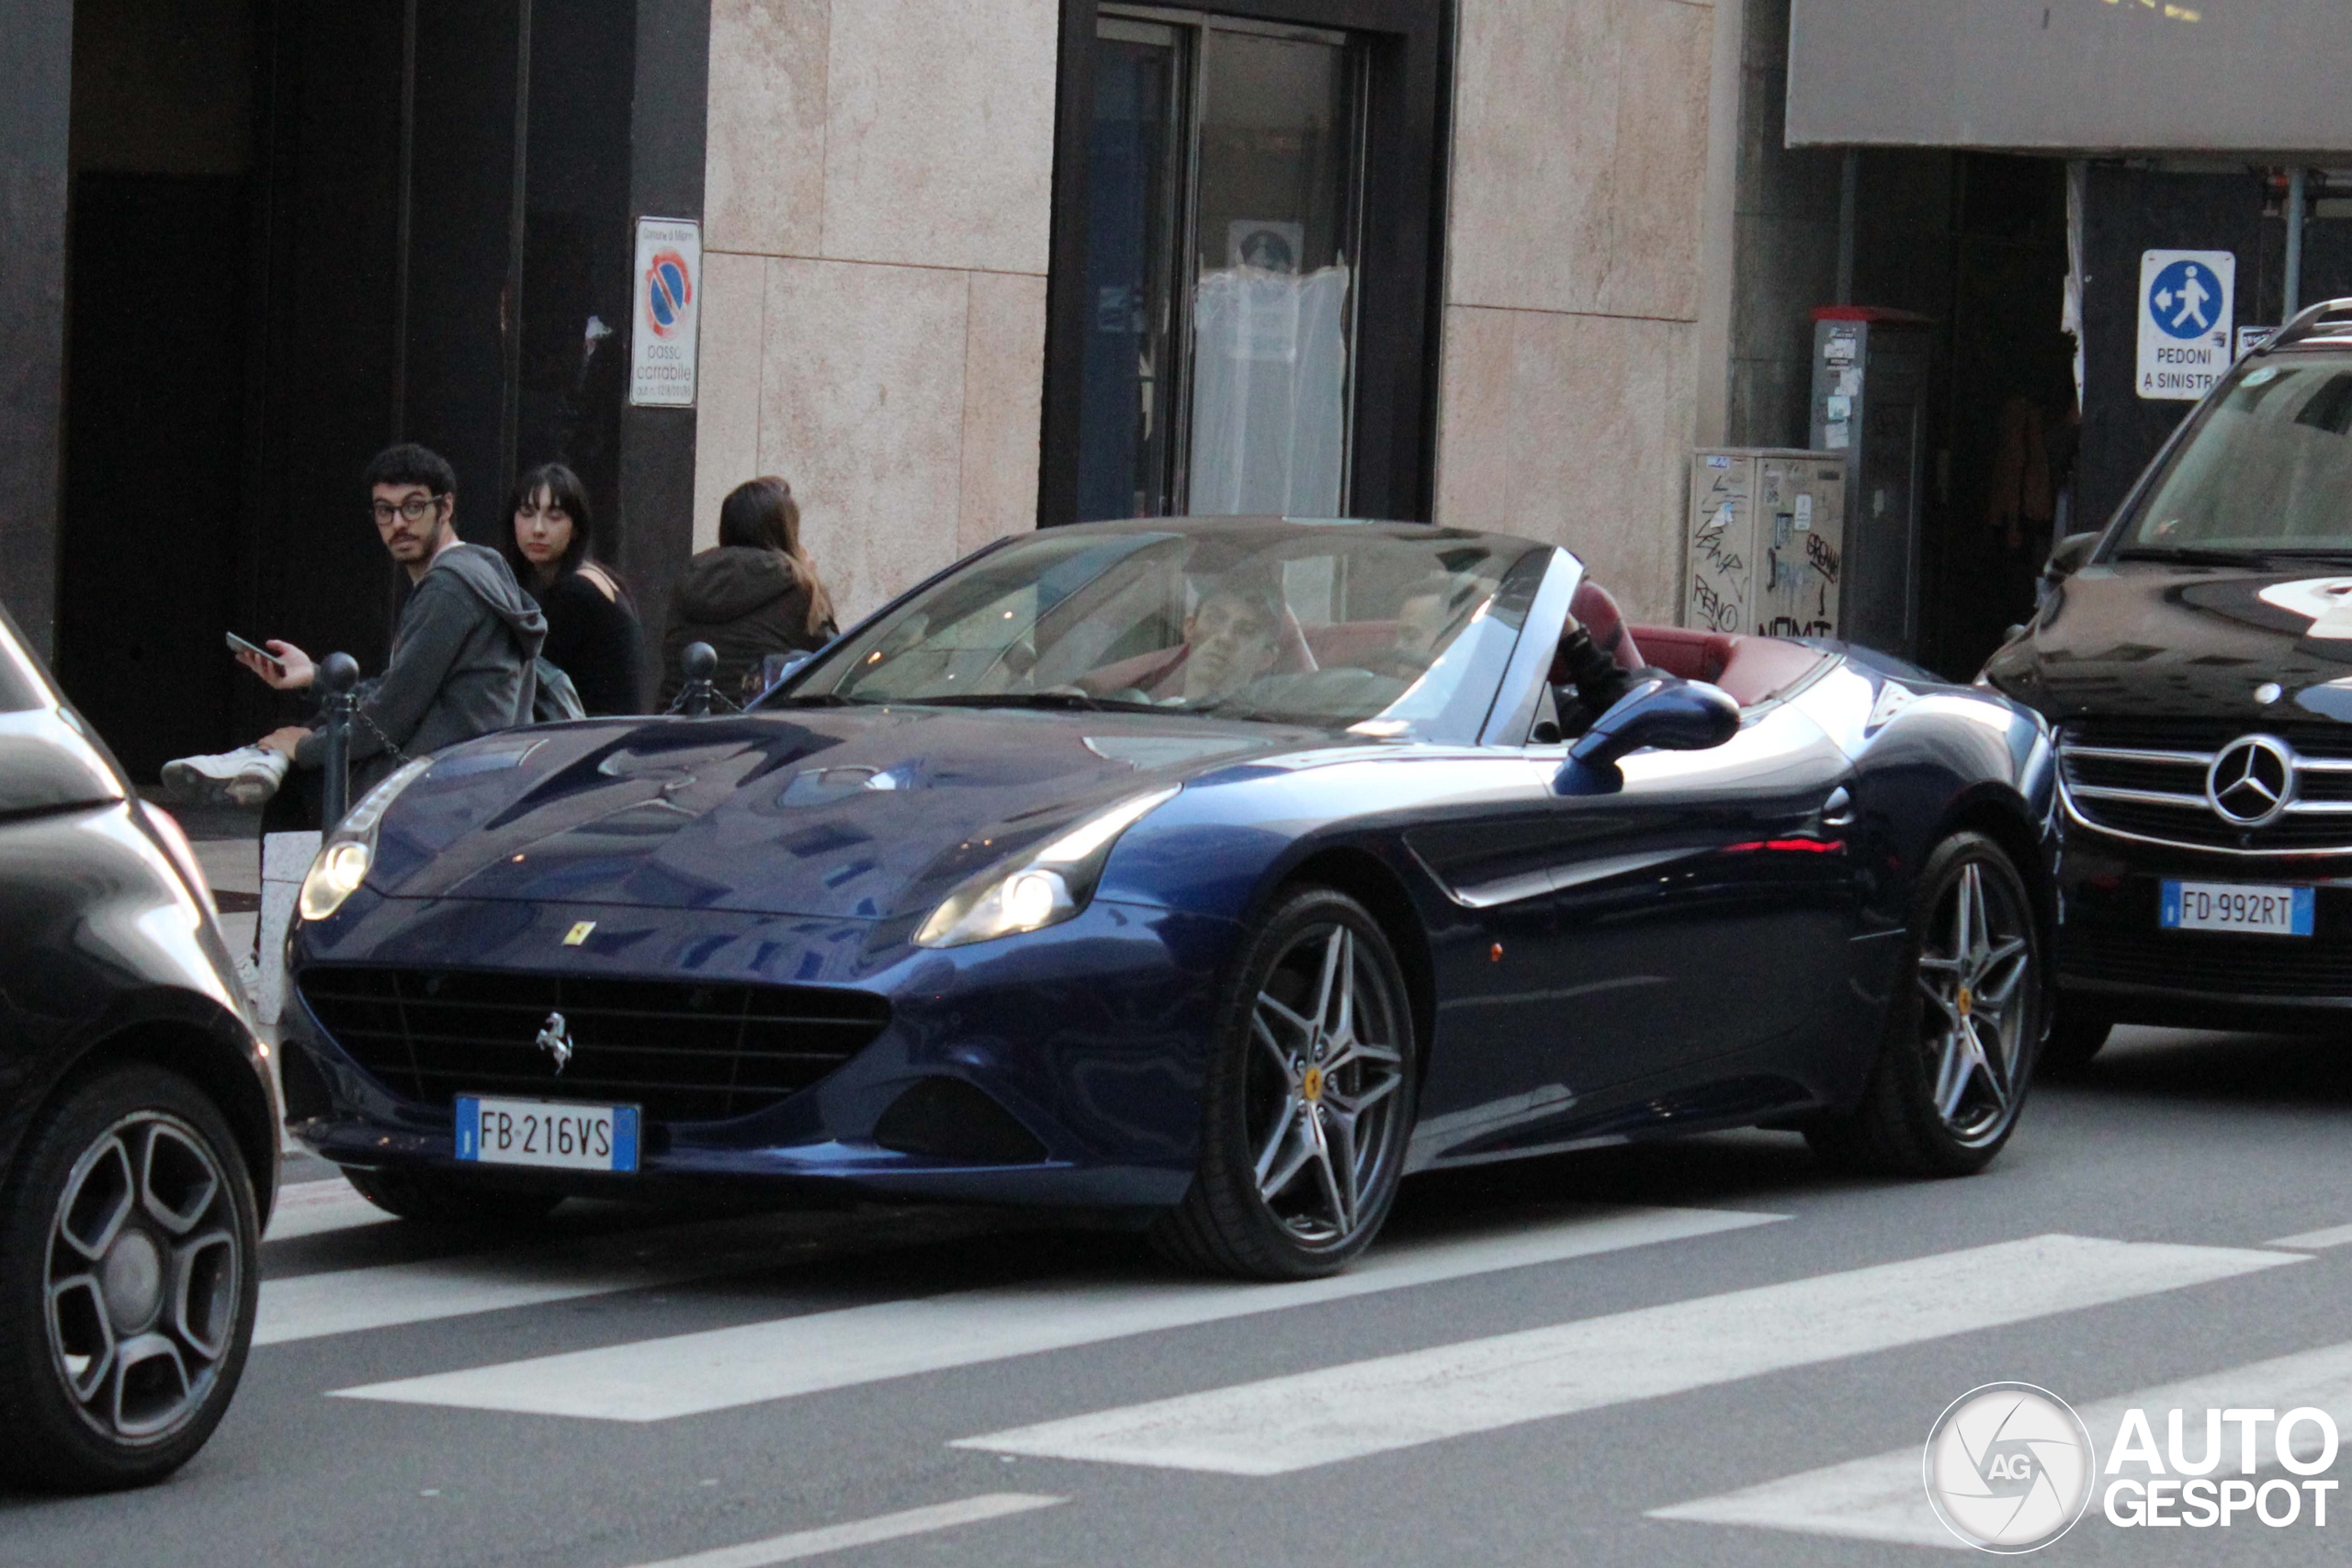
56,0,262,778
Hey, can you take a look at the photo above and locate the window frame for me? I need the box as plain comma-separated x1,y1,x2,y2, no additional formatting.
1041,0,1449,529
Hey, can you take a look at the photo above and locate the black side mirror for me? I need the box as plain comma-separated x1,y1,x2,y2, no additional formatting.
1555,677,1741,795
2045,531,2100,581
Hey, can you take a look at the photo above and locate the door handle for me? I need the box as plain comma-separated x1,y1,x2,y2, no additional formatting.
1820,786,1856,828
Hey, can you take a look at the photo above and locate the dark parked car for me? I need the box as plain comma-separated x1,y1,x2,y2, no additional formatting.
1984,299,2352,1066
0,606,276,1490
283,517,2055,1280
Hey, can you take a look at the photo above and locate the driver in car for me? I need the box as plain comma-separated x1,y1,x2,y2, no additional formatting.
1081,582,1287,705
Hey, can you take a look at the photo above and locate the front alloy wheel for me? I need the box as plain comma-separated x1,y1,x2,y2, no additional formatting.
1154,887,1418,1279
1,1066,259,1490
1807,832,2041,1177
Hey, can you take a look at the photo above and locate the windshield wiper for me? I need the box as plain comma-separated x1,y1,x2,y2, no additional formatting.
911,692,1161,714
761,692,874,708
2112,546,2274,566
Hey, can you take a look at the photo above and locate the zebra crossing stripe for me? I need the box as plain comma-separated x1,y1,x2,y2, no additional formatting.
2266,1222,2352,1251
328,1203,1783,1417
954,1235,2300,1474
264,1177,395,1243
1647,1339,2352,1548
618,1495,1066,1568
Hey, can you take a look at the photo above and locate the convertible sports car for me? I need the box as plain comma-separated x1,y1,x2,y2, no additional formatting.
283,517,2057,1279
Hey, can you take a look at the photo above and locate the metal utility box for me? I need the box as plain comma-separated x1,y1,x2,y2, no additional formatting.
1809,308,1930,659
1687,449,1847,638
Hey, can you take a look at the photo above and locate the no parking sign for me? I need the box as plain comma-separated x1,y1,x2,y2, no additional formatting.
630,217,701,408
2136,249,2234,402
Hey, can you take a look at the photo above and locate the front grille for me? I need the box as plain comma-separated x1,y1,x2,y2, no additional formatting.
2059,721,2352,854
2061,928,2352,998
299,966,890,1124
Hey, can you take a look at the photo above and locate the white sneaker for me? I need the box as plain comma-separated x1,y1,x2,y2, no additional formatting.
163,746,290,808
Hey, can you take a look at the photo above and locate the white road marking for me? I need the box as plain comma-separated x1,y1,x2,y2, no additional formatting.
265,1177,396,1243
2266,1222,2352,1251
329,1203,1783,1418
256,1243,707,1346
621,1495,1065,1568
955,1235,2299,1475
1648,1339,2352,1549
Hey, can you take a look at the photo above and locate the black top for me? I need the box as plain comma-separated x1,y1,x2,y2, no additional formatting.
538,570,646,716
660,547,836,707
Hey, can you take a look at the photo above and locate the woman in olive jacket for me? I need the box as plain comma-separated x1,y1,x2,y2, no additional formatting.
659,476,839,707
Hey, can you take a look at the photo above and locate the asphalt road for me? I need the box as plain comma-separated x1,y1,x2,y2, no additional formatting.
7,1023,2350,1568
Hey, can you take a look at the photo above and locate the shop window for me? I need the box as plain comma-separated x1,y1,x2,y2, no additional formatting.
1075,10,1367,522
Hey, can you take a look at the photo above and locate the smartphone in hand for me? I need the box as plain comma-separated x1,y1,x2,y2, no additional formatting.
226,632,287,681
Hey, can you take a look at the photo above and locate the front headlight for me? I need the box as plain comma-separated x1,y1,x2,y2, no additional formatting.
915,785,1179,948
297,757,434,922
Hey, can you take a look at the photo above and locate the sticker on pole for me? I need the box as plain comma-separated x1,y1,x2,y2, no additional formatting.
630,217,701,407
2137,250,2235,402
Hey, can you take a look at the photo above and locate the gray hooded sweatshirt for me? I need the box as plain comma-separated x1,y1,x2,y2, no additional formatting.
296,543,547,788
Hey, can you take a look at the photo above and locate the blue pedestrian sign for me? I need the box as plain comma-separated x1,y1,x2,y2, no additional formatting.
2137,249,2235,402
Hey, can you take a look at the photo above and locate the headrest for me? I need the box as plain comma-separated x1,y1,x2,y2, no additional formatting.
1568,581,1645,671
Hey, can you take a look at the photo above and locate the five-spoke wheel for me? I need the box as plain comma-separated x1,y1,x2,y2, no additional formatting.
1807,832,2041,1177
1155,887,1418,1279
2,1066,258,1490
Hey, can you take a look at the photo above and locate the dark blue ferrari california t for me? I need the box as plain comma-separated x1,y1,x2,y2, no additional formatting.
281,517,2058,1279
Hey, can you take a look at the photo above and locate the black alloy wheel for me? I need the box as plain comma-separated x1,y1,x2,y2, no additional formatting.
0,1066,260,1491
1807,832,2041,1178
343,1167,565,1225
1153,886,1419,1280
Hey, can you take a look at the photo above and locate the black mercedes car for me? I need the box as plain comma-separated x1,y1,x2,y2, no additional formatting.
0,605,277,1491
1984,298,2352,1066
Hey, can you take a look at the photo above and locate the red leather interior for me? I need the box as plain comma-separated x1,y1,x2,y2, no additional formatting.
1628,623,1828,707
1567,582,1645,671
1304,620,1398,668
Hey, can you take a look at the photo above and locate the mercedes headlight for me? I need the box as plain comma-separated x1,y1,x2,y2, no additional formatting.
297,757,434,922
915,786,1179,948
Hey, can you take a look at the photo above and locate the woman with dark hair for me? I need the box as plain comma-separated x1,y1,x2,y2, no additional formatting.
660,475,839,706
503,462,645,715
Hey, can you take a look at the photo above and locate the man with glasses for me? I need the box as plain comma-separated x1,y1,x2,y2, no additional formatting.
164,443,548,817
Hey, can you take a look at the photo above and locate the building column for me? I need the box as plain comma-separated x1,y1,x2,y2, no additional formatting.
0,0,73,658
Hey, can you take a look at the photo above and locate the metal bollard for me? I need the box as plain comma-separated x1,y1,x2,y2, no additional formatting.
318,652,360,826
681,641,718,718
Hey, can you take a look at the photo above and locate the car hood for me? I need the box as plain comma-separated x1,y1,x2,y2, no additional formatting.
368,706,1314,920
1985,560,2352,730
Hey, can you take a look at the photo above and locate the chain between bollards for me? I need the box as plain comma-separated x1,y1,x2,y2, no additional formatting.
318,652,360,827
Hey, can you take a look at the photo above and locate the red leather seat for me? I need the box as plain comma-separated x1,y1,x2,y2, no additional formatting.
1627,623,1829,708
1567,581,1645,671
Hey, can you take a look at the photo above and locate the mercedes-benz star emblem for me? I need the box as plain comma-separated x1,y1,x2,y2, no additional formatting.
2206,735,2295,828
535,1011,574,1075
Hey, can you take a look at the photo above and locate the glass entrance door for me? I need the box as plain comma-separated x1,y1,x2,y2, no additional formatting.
1075,10,1364,524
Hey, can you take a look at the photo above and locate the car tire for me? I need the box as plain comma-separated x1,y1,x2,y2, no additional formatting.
1806,832,2041,1179
0,1065,260,1492
342,1168,564,1225
1150,886,1419,1280
2038,998,2113,1077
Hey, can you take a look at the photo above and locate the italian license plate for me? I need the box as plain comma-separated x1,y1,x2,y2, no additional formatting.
455,1095,639,1172
2160,881,2314,938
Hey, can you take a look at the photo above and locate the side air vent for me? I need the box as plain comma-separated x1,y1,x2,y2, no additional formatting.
872,1077,1048,1165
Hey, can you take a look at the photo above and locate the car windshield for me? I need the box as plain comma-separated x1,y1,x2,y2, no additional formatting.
2121,350,2352,557
781,521,1548,738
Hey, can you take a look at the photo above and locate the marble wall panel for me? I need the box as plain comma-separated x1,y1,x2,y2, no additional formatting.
1449,0,1714,322
820,0,1057,274
704,0,830,258
1435,302,1697,622
956,270,1046,558
757,258,969,622
692,251,772,549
